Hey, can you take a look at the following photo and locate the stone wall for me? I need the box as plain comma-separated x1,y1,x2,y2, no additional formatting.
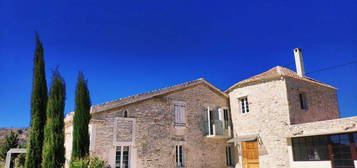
288,116,357,137
91,84,230,168
285,77,339,124
229,78,291,168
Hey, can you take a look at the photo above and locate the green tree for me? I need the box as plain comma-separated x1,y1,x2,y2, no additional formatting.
41,70,66,168
25,32,48,168
71,72,91,161
14,153,26,168
0,131,19,162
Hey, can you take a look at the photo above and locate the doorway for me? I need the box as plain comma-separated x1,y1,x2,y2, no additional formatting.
242,141,259,168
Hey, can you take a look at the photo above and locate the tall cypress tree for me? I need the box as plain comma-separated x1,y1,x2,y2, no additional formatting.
71,72,91,161
25,32,48,168
41,70,66,168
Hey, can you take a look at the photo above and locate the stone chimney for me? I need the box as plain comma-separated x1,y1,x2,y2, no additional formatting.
293,48,305,77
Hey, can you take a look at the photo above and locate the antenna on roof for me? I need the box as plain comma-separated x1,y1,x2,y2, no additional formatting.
293,48,305,77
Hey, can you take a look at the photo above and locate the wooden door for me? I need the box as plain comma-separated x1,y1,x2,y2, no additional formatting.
242,141,259,168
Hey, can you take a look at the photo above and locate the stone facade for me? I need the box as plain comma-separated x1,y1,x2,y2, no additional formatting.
65,81,231,168
285,77,339,124
229,78,291,168
64,66,354,168
226,67,344,168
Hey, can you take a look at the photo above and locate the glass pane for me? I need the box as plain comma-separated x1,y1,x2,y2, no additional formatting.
123,146,129,168
292,135,328,161
179,146,183,166
330,134,354,168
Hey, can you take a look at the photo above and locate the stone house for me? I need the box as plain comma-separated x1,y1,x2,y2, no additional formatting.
64,48,357,168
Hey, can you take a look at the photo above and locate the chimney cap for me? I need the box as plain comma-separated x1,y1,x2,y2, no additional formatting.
294,48,302,52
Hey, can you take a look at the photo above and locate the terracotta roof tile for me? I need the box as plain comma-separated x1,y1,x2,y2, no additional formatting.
225,66,335,93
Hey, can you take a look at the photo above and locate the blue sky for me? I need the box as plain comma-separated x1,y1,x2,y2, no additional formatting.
0,0,356,128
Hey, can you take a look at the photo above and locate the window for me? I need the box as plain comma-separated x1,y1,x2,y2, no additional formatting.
176,145,184,167
226,145,234,166
116,146,130,168
223,109,231,129
123,110,128,118
354,133,357,155
174,104,186,126
239,97,249,114
299,92,308,110
292,135,329,161
330,134,354,167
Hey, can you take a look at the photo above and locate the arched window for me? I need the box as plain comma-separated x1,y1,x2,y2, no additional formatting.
123,110,128,118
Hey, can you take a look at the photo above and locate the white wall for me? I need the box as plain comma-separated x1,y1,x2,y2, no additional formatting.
355,160,357,167
64,125,73,168
291,161,331,168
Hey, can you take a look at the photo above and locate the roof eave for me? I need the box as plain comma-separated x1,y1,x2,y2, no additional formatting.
91,78,227,114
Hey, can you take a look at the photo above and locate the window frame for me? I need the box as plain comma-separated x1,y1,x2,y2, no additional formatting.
239,97,249,114
223,108,231,129
174,101,186,126
352,133,357,160
292,135,329,161
298,92,308,110
115,146,130,168
175,145,185,168
226,145,235,166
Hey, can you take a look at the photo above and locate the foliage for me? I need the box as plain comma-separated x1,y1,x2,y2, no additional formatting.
14,153,26,168
71,72,91,161
26,32,48,168
0,131,19,162
70,156,107,168
41,70,66,168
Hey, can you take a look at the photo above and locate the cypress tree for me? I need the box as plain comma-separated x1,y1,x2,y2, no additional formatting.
25,32,48,168
41,70,66,168
71,72,91,161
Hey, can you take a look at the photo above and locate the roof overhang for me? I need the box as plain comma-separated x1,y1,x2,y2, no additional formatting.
227,133,260,143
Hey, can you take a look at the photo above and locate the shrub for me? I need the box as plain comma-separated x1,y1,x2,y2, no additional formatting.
70,156,107,168
14,153,26,168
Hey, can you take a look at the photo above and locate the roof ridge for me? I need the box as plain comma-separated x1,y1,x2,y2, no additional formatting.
225,66,336,93
93,78,205,108
90,78,226,113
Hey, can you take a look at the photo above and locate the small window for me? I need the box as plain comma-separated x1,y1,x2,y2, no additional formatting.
226,145,234,166
116,146,130,168
123,110,128,118
292,135,328,161
176,145,184,167
299,92,308,110
353,133,357,156
174,104,186,126
239,97,249,114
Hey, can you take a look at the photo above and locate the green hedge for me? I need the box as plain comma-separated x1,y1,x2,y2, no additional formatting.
70,156,107,168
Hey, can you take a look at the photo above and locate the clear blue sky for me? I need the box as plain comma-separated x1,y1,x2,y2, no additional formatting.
0,0,356,128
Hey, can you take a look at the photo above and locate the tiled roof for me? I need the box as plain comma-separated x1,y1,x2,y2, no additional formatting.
225,66,336,93
91,78,227,113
